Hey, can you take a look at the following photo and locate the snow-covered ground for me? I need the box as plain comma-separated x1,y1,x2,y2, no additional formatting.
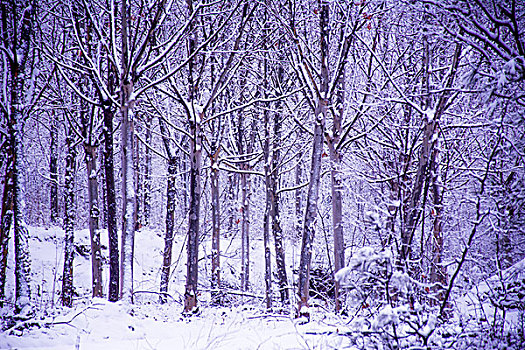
0,226,352,349
1,226,524,349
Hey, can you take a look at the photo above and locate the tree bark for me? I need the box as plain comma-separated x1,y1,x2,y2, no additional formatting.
119,0,136,304
297,0,329,318
103,103,119,302
210,140,221,305
263,85,273,310
84,144,104,298
0,112,14,308
272,82,288,305
49,111,59,225
184,113,202,313
328,25,345,312
142,116,152,227
160,157,176,303
183,0,202,315
62,128,76,307
4,1,35,316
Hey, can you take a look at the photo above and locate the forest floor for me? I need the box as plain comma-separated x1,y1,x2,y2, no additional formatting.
0,226,354,349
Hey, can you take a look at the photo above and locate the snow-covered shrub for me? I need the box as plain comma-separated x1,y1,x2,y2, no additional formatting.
336,246,446,349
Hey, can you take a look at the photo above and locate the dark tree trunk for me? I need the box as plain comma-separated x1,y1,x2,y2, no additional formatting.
62,129,76,307
210,141,221,305
84,144,104,298
4,1,35,316
142,116,152,227
272,91,288,305
183,0,202,314
103,104,119,302
263,88,273,310
184,115,202,313
49,111,59,225
0,112,14,308
160,157,176,303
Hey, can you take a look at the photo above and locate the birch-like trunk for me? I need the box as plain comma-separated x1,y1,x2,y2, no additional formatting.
84,144,104,297
119,0,136,304
62,129,76,307
120,94,136,303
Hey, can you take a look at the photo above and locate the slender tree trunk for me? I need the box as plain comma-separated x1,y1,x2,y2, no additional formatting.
84,144,104,297
143,116,152,227
119,0,136,304
184,113,202,313
297,0,328,318
160,157,176,303
239,115,255,293
134,134,141,229
295,144,303,240
263,89,273,310
240,172,250,291
0,113,14,308
183,0,202,314
62,128,76,307
272,88,288,305
49,111,59,225
329,31,345,312
103,103,119,302
210,142,221,305
430,147,446,291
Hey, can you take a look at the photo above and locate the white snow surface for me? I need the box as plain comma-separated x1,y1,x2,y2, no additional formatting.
0,226,353,349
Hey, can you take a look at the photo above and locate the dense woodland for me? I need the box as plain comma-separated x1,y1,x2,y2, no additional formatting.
1,0,524,348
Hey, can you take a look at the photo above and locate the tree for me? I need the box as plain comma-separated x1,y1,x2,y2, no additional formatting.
0,0,36,316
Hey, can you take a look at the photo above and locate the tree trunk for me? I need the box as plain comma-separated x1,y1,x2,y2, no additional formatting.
103,103,119,302
143,116,152,227
263,89,273,310
119,0,136,304
183,0,202,315
62,128,76,307
120,95,136,303
210,141,221,305
6,1,35,317
297,0,328,318
0,113,14,308
10,97,32,316
240,172,250,292
84,144,104,298
49,111,59,225
160,157,176,303
430,146,446,292
272,87,289,305
295,144,303,240
134,134,141,230
328,29,345,312
184,112,202,313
